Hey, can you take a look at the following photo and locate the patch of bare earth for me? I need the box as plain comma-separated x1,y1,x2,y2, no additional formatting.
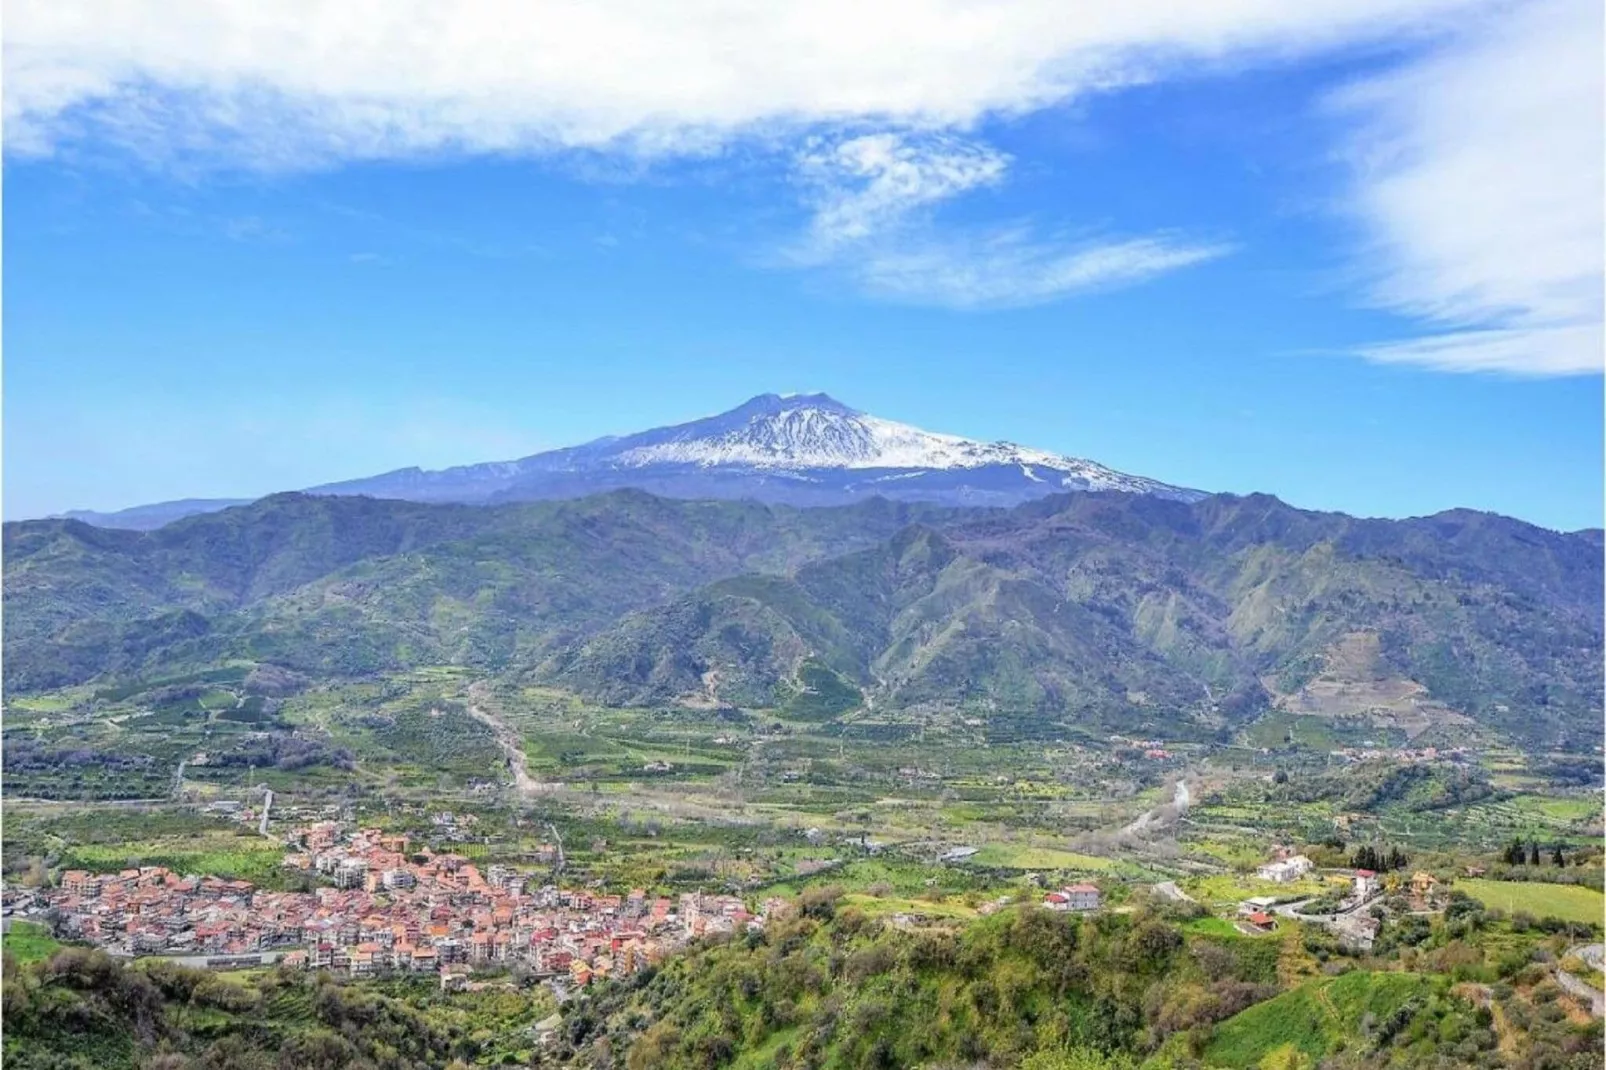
1270,631,1471,739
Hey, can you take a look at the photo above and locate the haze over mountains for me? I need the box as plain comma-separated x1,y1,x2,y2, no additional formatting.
58,394,1202,529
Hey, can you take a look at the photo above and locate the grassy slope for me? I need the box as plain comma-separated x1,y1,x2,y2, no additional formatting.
2,923,61,965
1456,878,1606,926
1203,971,1433,1067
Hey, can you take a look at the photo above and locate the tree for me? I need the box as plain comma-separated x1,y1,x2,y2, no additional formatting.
1551,843,1566,867
1258,1044,1313,1070
1528,841,1541,867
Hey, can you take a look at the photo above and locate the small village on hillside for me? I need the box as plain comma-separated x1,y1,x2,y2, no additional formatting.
25,821,790,994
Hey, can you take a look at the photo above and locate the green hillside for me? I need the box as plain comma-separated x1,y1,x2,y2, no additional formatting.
5,490,1600,746
1202,971,1436,1067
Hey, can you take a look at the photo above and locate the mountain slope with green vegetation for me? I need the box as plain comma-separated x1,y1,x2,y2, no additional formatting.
547,894,1565,1070
3,491,951,692
5,490,1600,746
549,494,1603,745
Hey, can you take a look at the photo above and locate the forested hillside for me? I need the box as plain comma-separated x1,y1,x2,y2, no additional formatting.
5,490,1600,746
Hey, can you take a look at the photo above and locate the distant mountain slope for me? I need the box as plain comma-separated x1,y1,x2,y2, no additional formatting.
58,498,253,531
3,491,953,692
548,493,1604,746
5,490,1599,747
47,394,1200,527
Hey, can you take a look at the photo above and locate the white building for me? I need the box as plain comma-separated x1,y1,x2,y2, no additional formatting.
1256,855,1313,883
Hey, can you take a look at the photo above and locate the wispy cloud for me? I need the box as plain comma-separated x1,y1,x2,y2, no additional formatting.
222,214,288,243
1354,325,1602,378
794,134,1009,255
851,230,1232,309
1333,0,1603,376
784,132,1227,307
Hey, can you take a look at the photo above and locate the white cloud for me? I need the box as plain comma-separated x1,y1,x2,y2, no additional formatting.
783,132,1227,307
1334,0,1603,376
6,0,1489,168
1354,325,1603,378
852,230,1231,309
795,133,1009,253
8,0,1595,344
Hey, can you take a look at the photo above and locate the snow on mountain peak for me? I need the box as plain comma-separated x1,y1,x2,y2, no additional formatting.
607,393,1180,497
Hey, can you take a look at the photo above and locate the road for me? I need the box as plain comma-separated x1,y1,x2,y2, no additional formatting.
1122,780,1192,838
1153,882,1195,904
547,822,566,877
466,694,550,797
1557,944,1605,1017
258,789,274,837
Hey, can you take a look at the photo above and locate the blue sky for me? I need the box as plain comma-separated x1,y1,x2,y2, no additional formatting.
5,0,1602,530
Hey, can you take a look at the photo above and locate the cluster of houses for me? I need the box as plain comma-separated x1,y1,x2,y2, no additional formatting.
1236,848,1454,951
40,822,790,989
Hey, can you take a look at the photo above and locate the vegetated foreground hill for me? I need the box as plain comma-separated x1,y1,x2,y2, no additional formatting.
10,899,1576,1070
5,489,1601,747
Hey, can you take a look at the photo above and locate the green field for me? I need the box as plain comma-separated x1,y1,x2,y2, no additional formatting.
3,921,61,965
59,837,288,887
838,892,977,919
969,843,1114,871
1204,971,1431,1067
1506,794,1603,823
1456,878,1605,926
1182,873,1343,910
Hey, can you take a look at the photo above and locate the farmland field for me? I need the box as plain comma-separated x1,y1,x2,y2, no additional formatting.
969,843,1114,871
1456,878,1605,926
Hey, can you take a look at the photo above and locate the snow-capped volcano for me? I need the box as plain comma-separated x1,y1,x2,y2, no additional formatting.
57,394,1203,528
613,393,1068,471
590,393,1193,498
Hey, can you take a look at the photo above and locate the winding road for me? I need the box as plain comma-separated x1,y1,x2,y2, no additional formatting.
1557,944,1605,1017
466,695,550,797
1122,780,1192,838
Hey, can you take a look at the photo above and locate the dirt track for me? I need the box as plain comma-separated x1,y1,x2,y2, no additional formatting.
465,689,551,797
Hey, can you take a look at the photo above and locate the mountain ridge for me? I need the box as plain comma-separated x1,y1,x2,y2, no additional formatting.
7,487,1599,749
